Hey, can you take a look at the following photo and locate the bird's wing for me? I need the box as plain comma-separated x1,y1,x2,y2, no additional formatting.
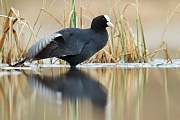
26,29,91,60
49,29,91,57
26,33,64,60
49,39,86,57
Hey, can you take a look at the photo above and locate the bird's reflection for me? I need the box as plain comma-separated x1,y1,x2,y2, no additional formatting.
24,68,107,107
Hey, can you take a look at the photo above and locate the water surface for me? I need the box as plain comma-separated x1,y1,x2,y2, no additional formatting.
0,67,180,120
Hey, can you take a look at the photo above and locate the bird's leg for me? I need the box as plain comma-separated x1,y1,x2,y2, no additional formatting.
70,64,77,69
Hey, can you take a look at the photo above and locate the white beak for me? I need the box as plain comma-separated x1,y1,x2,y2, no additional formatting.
107,21,114,28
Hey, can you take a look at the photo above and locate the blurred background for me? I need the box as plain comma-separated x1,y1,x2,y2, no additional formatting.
1,0,180,56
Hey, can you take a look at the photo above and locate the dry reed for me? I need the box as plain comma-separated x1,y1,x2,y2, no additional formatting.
0,0,178,66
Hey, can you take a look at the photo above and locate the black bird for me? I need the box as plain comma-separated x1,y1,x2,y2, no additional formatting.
13,15,114,67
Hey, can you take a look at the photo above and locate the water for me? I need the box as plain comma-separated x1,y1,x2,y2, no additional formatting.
0,66,180,120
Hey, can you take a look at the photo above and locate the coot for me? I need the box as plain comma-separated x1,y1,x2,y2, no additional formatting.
13,15,114,67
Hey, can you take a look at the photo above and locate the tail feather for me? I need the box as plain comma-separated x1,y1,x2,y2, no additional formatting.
12,58,26,67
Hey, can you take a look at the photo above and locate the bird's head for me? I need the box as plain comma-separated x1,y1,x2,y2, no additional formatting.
91,15,114,31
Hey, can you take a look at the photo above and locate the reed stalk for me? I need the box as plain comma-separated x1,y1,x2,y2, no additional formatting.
115,0,127,62
106,0,115,57
139,16,148,62
69,0,76,28
135,0,140,61
1,0,178,65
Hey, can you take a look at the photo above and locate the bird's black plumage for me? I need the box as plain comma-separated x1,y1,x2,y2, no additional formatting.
13,15,114,67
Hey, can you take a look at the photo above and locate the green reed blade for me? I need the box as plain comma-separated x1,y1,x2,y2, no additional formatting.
135,0,140,61
115,0,127,62
70,0,76,28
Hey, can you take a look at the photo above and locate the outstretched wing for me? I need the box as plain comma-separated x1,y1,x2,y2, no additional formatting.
26,29,91,61
26,33,63,60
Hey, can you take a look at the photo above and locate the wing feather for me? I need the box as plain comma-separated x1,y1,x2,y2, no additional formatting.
26,28,92,61
50,28,91,57
26,33,62,60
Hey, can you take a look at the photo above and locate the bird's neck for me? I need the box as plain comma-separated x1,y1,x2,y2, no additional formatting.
91,25,107,32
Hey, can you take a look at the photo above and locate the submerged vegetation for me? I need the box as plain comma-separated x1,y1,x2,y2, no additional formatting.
0,0,179,66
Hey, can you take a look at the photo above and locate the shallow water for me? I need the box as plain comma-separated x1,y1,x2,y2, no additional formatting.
0,66,180,120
